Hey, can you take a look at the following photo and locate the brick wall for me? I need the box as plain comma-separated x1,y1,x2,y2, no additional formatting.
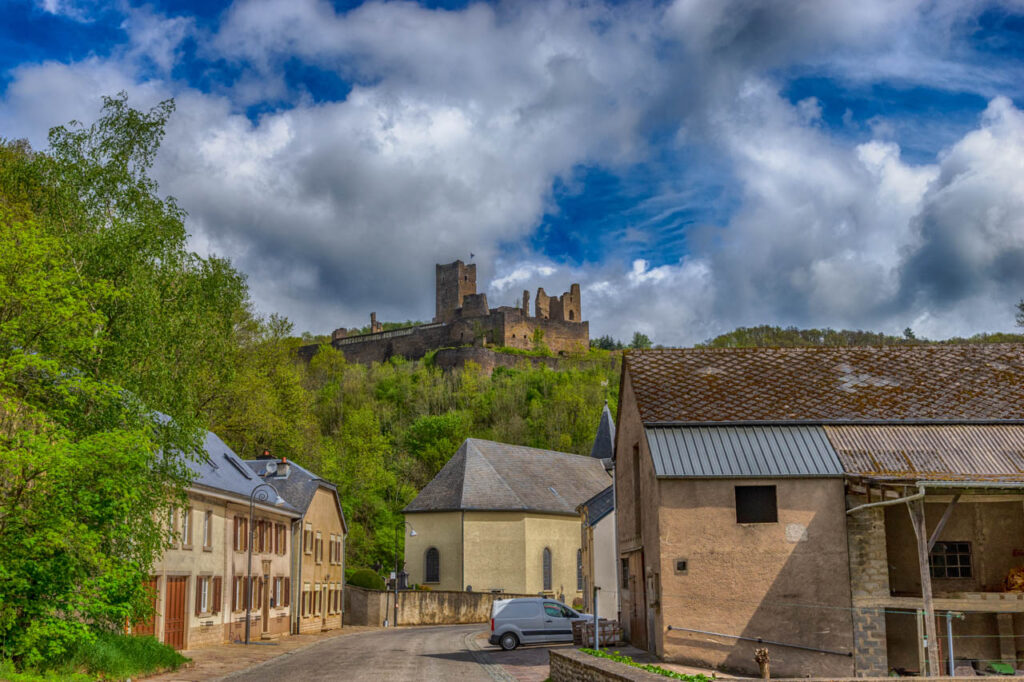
846,500,890,676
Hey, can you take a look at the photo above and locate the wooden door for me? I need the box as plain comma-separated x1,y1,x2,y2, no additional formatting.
132,577,159,637
163,576,188,650
628,551,647,650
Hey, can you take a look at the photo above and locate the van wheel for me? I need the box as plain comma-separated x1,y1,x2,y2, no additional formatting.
499,633,519,651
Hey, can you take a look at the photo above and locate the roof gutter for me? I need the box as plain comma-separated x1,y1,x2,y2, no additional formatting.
189,484,302,518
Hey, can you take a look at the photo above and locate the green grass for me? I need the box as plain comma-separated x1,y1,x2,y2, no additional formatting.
1,632,189,681
580,648,714,681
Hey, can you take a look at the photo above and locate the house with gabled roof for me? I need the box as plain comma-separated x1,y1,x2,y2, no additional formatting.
245,456,348,635
578,402,619,619
616,345,1024,678
138,430,299,649
403,438,610,603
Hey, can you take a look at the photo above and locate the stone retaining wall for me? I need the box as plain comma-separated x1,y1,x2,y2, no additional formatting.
343,586,535,626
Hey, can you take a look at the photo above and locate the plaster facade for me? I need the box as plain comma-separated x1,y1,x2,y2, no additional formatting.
293,486,346,634
581,509,619,618
404,510,585,603
145,489,296,649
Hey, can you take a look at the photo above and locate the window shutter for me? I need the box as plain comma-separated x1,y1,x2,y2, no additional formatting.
233,517,239,551
195,578,203,616
284,578,290,606
231,577,237,611
212,576,222,613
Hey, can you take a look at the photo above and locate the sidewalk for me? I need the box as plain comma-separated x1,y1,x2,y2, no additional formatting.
143,625,382,681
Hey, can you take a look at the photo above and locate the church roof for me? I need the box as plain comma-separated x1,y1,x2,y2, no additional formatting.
403,438,611,515
589,402,616,460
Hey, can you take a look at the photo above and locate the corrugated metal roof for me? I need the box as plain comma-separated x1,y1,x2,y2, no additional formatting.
825,424,1024,482
645,425,843,478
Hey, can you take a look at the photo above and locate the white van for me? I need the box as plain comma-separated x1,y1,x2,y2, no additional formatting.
488,598,592,650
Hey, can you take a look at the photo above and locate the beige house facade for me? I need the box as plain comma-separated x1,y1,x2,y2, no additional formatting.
617,345,1024,678
404,438,610,604
578,486,618,619
246,458,348,634
138,431,299,650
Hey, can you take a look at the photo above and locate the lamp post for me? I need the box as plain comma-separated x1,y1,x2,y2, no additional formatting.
393,521,416,627
246,482,278,645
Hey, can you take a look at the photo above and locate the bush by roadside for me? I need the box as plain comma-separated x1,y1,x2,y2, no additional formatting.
0,633,188,681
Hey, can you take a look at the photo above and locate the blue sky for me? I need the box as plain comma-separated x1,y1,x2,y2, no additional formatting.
2,0,1024,343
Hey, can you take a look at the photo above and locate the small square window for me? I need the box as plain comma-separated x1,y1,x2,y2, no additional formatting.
931,541,972,579
735,485,778,524
675,559,688,575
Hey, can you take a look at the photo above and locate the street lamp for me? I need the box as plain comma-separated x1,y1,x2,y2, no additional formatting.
393,521,416,627
245,482,281,645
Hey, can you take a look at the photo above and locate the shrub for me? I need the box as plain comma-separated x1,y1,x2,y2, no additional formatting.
580,648,713,681
347,568,385,590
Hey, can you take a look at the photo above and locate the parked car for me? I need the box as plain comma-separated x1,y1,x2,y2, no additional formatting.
488,597,593,650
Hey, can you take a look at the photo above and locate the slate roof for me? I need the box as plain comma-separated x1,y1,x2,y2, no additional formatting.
403,438,611,515
646,425,843,478
624,345,1024,424
578,485,614,527
244,458,347,532
589,402,616,460
187,431,298,514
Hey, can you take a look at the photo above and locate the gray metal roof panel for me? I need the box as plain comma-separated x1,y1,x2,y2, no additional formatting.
645,425,843,478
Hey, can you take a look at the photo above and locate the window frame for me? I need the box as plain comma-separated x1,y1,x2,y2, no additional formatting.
202,510,212,549
930,541,973,579
425,547,440,584
542,547,552,592
181,507,192,548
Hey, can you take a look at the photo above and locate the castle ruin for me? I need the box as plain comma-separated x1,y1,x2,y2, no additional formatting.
310,260,589,365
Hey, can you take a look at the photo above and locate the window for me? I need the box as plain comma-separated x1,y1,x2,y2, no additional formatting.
302,583,311,617
425,547,440,583
202,510,212,549
675,559,688,575
181,508,192,547
620,558,629,589
576,549,583,591
233,516,248,551
197,576,208,613
314,583,321,615
232,576,247,611
931,542,973,579
542,547,552,591
544,603,562,618
304,523,313,555
315,531,323,563
735,485,778,524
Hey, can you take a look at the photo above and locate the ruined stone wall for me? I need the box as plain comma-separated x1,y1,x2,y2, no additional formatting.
435,261,476,322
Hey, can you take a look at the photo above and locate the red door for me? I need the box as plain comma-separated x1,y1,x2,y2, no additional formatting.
163,577,188,650
132,577,159,637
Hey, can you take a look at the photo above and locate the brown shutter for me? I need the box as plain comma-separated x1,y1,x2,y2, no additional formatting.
231,577,236,611
195,577,203,616
212,576,222,613
233,517,239,551
284,578,290,607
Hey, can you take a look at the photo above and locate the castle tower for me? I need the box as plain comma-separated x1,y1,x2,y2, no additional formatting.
435,260,477,323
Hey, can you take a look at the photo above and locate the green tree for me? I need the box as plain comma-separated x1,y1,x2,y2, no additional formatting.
629,331,653,349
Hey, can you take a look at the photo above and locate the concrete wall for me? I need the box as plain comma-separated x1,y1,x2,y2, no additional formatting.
295,486,346,634
342,585,535,626
592,512,620,618
403,509,585,602
656,477,855,678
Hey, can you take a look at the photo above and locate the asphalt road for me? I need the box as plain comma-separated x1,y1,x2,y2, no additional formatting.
221,624,519,682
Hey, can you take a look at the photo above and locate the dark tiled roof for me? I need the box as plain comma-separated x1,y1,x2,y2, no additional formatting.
826,424,1024,483
624,345,1024,424
404,438,611,515
646,425,843,478
244,459,347,531
589,402,616,460
579,485,614,526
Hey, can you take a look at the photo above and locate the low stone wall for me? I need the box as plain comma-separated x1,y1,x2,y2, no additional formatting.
549,649,667,681
550,650,1024,682
343,586,535,626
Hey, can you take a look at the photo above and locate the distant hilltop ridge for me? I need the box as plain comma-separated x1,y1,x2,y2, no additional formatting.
301,260,589,365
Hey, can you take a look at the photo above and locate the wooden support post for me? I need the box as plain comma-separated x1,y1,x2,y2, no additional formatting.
927,494,961,553
908,497,941,676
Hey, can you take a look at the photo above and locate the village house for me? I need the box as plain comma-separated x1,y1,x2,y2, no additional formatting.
245,456,348,634
616,345,1024,678
136,430,299,649
577,403,619,619
403,438,610,603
